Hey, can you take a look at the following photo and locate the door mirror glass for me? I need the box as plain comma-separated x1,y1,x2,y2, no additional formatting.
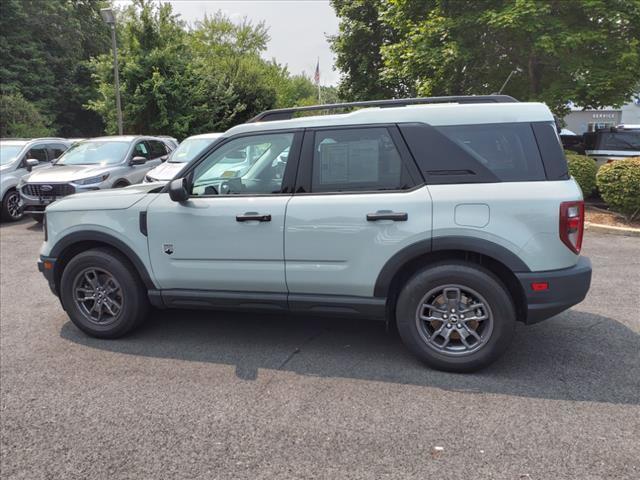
168,177,190,202
130,156,147,166
25,158,39,171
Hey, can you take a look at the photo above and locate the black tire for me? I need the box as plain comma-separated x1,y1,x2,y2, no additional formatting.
60,247,149,338
113,181,129,188
395,261,516,373
1,189,23,222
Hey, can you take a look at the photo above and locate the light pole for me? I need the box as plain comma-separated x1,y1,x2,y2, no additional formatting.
100,8,123,135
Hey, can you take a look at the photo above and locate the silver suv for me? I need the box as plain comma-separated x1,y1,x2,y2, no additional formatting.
20,136,173,221
37,96,592,372
0,138,70,221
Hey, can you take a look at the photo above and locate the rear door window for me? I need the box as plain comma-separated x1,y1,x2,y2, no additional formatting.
310,127,416,192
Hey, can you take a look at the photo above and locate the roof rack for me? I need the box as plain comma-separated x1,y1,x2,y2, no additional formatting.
247,95,518,123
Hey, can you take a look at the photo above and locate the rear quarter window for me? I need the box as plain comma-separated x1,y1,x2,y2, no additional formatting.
435,123,546,182
400,122,554,183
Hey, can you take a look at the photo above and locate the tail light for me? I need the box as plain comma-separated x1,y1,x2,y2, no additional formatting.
559,201,584,254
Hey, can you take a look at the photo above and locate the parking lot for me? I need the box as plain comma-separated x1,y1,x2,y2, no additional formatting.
0,219,638,479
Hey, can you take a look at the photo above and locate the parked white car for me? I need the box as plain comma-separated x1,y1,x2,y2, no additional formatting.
144,133,222,184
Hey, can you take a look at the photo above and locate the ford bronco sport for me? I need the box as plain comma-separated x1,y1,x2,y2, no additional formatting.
37,95,592,372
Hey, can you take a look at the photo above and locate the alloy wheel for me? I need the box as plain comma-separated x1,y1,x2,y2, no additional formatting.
415,284,494,356
6,191,22,220
72,267,124,326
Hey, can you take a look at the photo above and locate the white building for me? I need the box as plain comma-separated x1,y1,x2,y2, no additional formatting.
563,97,640,134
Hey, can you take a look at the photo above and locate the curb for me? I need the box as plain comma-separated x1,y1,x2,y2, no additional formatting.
585,222,640,237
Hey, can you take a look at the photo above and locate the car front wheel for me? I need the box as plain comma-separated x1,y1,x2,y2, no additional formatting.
1,189,23,222
60,248,149,338
396,261,516,372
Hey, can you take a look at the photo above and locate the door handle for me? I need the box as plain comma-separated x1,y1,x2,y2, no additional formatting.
366,211,408,221
236,212,271,222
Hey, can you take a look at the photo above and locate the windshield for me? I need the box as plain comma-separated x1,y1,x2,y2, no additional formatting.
169,138,215,163
55,141,130,165
0,145,24,166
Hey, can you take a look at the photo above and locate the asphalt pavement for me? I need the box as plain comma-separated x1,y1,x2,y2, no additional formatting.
1,219,638,479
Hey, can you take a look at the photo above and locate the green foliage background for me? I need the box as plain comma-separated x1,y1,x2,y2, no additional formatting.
566,152,598,197
0,0,332,138
331,0,640,114
596,158,640,221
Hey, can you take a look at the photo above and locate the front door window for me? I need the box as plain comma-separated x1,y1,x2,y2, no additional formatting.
191,133,294,196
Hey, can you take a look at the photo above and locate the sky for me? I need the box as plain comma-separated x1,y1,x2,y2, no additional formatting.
115,0,341,86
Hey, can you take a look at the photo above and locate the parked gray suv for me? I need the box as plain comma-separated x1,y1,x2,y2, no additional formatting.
19,136,173,221
37,96,592,372
0,138,70,221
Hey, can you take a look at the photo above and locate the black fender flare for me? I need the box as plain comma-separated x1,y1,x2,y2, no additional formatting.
373,236,530,298
49,230,155,290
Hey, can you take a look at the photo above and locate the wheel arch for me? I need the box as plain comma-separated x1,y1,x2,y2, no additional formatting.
376,237,529,323
112,179,131,187
50,231,155,294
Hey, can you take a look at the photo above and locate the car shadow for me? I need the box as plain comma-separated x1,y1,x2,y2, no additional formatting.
60,308,640,405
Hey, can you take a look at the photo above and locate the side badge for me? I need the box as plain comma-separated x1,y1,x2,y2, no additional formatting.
163,244,174,255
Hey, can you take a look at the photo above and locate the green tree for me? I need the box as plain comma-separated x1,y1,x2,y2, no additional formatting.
0,92,53,137
0,0,110,136
88,3,324,137
88,0,209,137
329,0,398,100
331,0,640,114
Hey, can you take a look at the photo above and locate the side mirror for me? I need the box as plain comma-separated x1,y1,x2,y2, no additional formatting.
168,177,190,202
160,154,169,162
130,156,147,166
25,158,39,172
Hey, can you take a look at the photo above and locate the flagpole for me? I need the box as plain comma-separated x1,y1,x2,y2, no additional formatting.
316,56,322,103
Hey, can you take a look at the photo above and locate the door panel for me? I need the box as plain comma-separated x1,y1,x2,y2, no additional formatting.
147,193,290,291
285,187,431,297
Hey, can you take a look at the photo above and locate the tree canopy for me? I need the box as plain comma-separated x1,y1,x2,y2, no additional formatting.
1,0,334,138
0,0,111,136
87,1,332,138
331,0,640,114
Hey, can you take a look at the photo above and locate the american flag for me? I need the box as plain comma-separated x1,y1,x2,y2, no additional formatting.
314,59,320,85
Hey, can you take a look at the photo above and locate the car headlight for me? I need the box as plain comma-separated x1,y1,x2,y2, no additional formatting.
74,174,109,185
144,175,157,183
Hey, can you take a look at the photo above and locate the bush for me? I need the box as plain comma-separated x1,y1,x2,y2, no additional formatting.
0,92,53,137
566,152,598,197
596,157,640,221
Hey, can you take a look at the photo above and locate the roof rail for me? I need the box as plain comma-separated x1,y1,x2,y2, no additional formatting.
247,95,518,123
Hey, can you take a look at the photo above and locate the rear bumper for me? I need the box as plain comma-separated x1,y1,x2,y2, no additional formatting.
516,256,592,324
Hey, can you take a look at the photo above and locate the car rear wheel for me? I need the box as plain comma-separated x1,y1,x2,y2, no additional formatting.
60,248,149,338
1,189,23,222
396,261,516,372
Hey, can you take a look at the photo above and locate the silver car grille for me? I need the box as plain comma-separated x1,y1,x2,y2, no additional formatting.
23,183,76,197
